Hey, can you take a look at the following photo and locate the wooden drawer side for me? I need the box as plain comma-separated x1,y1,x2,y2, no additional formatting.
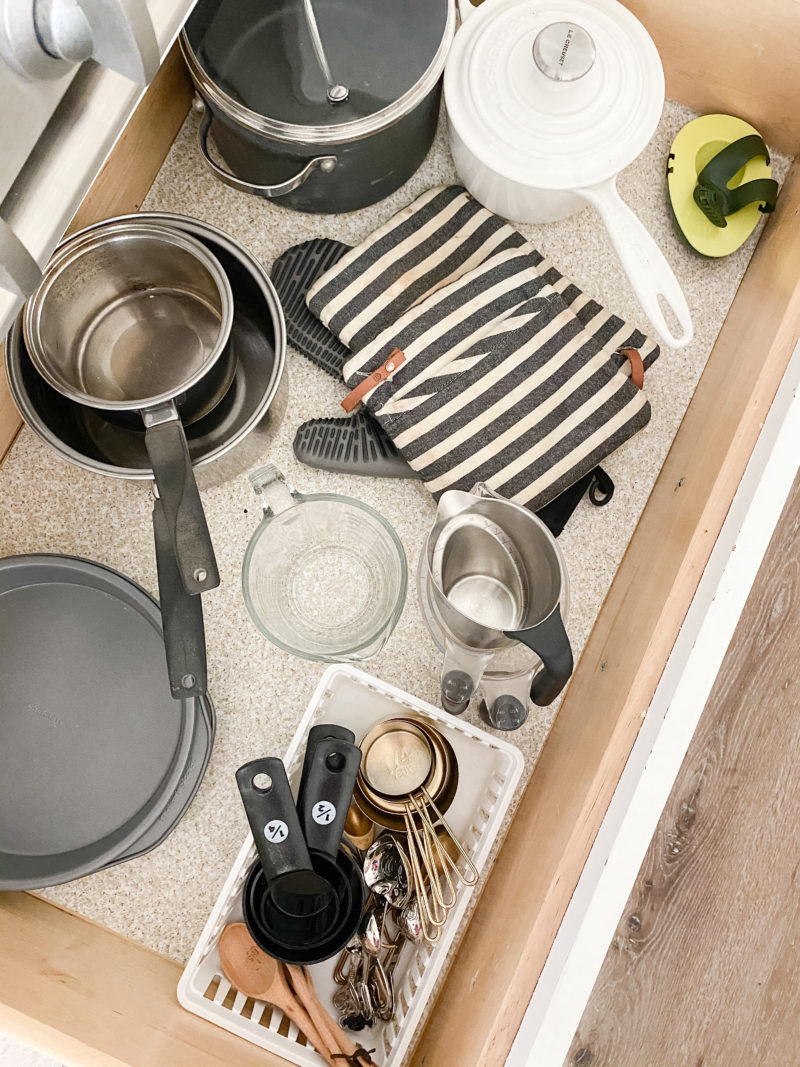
413,159,800,1066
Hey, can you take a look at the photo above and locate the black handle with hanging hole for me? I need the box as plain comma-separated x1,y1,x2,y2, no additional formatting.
297,723,355,815
236,758,314,881
144,405,219,595
297,737,361,860
236,757,337,924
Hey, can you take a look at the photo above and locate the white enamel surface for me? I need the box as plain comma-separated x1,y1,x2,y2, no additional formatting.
444,0,664,190
579,178,693,347
445,0,693,346
447,119,584,222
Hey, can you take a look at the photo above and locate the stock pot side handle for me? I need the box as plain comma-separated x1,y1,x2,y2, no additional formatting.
197,108,338,199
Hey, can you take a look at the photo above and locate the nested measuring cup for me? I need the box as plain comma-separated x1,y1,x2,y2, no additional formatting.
242,465,407,661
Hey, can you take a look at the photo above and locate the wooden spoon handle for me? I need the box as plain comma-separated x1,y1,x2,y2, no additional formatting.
273,992,338,1067
286,963,379,1066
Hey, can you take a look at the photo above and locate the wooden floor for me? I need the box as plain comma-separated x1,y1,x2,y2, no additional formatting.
567,468,800,1067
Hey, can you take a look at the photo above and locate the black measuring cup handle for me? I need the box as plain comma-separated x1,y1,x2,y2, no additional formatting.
152,497,207,700
237,757,338,926
236,758,315,881
297,737,362,861
506,604,574,707
297,723,356,816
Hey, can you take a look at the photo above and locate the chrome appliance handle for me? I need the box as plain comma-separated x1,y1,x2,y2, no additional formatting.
0,219,42,298
0,0,158,83
198,109,337,199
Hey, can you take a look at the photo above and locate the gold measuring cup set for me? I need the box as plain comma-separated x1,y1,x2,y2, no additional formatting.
349,716,478,943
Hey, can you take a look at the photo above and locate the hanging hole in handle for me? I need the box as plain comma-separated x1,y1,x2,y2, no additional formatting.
657,294,688,347
253,773,273,792
181,673,196,689
326,751,346,773
194,567,208,583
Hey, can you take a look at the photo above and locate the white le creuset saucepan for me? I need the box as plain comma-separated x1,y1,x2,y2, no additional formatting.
446,0,693,349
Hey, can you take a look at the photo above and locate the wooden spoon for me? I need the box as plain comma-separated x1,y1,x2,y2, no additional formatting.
218,924,336,1066
286,963,379,1066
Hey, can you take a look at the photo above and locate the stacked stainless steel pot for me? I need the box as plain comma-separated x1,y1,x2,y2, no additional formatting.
6,214,287,698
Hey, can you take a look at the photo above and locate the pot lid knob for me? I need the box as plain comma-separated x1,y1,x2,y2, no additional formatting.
532,22,596,82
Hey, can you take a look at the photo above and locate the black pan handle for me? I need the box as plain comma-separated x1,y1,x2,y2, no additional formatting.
152,497,207,700
297,723,356,816
143,402,219,596
505,605,574,707
297,737,361,860
236,758,314,881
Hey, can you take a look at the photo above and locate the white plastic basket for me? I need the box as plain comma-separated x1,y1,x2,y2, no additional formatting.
178,664,524,1066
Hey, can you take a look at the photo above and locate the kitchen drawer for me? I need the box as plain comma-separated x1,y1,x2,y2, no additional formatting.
0,1,799,1064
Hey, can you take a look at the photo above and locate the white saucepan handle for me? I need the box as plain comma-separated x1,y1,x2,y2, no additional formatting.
578,177,693,349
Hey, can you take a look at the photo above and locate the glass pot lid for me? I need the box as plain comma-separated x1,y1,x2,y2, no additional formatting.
444,0,665,189
184,0,454,142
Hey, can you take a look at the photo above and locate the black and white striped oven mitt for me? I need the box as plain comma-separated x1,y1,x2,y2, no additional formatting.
306,185,659,511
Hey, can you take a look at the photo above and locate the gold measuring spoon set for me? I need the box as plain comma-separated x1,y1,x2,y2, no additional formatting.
351,716,478,943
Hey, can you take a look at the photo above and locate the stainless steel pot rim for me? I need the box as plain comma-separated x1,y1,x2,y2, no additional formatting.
180,0,455,147
24,221,236,412
7,212,286,481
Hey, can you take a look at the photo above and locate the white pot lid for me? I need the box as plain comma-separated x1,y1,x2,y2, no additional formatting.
445,0,665,190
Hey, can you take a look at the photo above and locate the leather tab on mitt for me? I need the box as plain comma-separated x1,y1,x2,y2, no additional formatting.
619,347,645,390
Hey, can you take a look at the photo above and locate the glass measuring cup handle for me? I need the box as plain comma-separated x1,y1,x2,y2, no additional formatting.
249,463,303,517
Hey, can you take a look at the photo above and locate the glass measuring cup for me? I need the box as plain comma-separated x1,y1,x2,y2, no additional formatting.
242,465,407,661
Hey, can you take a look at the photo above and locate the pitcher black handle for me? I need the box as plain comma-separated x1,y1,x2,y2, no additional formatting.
505,605,573,707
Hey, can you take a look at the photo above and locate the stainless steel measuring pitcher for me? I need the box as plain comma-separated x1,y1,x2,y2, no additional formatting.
423,484,573,726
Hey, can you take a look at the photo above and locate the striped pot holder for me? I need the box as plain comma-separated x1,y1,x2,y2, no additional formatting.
307,186,659,511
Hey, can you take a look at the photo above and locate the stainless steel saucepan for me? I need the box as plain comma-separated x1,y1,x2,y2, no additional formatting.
23,221,233,596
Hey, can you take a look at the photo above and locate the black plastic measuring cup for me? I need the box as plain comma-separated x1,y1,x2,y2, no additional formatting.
238,738,366,964
237,758,338,937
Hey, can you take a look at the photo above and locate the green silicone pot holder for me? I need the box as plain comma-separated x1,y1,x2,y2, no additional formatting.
667,113,778,258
